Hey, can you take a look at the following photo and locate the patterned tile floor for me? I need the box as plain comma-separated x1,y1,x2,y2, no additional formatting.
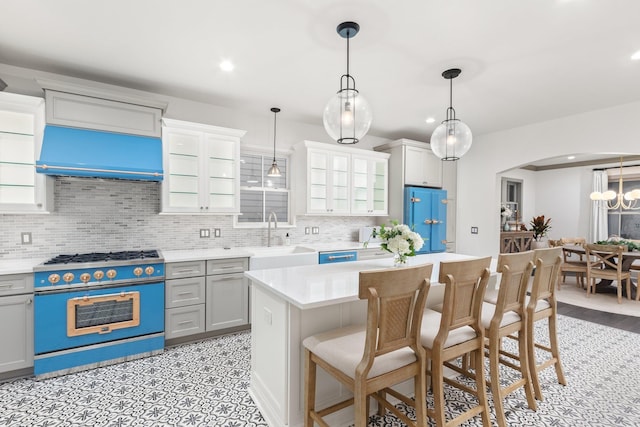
1,314,639,426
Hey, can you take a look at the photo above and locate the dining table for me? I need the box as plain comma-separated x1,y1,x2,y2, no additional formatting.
562,244,640,299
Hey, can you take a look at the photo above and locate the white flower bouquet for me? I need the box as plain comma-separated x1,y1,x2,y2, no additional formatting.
375,221,424,265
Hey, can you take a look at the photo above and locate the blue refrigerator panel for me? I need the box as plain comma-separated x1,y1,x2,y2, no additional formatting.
403,187,447,253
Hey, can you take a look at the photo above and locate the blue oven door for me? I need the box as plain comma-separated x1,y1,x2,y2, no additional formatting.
34,282,164,355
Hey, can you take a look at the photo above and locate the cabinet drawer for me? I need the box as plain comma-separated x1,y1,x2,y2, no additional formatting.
319,251,357,264
0,274,34,297
165,304,205,339
166,261,206,279
356,248,393,261
165,277,206,308
207,258,248,275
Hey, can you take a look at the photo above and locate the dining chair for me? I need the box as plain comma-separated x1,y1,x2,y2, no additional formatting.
558,237,587,288
480,251,537,427
527,247,567,401
303,263,433,427
584,243,631,304
419,256,492,427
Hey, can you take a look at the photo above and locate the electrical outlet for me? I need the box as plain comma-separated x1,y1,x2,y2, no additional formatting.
200,229,210,238
471,227,479,234
21,232,32,245
312,226,320,235
305,227,310,235
214,228,221,237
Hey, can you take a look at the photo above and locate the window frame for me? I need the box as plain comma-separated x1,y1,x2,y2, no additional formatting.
233,148,295,229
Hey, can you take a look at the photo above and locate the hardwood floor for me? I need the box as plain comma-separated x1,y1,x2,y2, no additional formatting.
557,301,640,334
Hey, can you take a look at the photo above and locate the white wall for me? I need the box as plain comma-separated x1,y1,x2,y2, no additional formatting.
457,100,640,256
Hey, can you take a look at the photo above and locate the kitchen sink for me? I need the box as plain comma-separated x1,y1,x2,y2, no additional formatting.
248,246,319,270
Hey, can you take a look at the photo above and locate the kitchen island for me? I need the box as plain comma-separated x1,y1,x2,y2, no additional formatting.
245,252,490,427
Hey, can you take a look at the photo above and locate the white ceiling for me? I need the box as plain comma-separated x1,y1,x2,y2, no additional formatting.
1,0,640,144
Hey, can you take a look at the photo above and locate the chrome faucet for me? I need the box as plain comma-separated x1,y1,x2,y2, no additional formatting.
267,211,278,247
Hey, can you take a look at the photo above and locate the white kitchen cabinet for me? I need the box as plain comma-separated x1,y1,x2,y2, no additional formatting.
43,90,162,137
0,273,34,376
161,118,246,214
404,144,442,188
375,138,443,223
292,140,389,216
205,258,249,331
442,161,457,252
351,155,388,215
0,93,53,213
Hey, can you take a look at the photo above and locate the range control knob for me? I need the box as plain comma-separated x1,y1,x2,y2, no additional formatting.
80,273,91,283
144,266,155,276
48,273,60,285
106,269,117,280
63,273,75,283
133,267,143,277
94,270,104,281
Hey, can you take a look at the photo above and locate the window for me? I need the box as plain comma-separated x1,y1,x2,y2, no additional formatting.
607,178,640,240
236,152,291,226
501,177,522,222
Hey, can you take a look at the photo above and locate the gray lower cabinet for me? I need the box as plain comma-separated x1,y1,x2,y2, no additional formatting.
165,275,206,340
165,257,249,341
205,258,249,331
0,274,34,374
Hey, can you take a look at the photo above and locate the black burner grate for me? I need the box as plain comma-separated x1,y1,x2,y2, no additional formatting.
44,250,160,265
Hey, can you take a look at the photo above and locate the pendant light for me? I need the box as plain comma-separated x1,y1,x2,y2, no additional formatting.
267,107,281,177
430,68,472,161
323,21,372,144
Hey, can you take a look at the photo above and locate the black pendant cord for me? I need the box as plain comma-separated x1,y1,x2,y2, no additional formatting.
272,111,277,162
446,77,456,121
346,30,350,89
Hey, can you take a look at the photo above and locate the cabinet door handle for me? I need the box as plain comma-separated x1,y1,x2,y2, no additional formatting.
177,291,193,296
178,320,194,325
424,219,433,224
26,298,33,305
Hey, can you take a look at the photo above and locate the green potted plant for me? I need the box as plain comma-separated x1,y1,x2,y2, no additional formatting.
530,215,552,243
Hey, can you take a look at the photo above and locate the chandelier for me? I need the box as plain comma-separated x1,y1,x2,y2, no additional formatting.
590,157,640,210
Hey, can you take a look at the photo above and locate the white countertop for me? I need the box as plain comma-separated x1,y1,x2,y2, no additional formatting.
162,248,254,263
245,252,493,310
0,258,46,275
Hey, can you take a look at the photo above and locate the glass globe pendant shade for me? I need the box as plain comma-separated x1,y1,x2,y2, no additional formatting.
323,88,372,144
430,118,472,161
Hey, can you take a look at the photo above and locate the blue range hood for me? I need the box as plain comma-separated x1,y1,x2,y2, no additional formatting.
36,125,163,181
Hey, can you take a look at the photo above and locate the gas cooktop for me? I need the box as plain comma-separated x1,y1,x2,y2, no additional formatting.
42,250,161,265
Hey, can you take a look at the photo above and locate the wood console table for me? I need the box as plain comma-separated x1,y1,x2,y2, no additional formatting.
500,231,534,253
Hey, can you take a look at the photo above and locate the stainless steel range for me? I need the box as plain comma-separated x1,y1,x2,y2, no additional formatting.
33,250,165,378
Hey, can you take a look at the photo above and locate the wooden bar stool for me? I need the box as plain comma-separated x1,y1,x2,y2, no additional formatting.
303,263,433,427
480,251,537,427
527,247,567,400
419,257,492,427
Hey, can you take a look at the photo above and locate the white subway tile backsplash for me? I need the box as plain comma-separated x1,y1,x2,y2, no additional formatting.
0,177,376,260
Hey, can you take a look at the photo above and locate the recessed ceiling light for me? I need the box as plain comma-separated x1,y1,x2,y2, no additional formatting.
425,117,436,124
631,50,640,61
567,155,576,160
220,60,235,72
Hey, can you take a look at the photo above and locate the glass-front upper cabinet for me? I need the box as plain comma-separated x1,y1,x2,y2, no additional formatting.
161,119,245,214
291,140,389,216
0,93,53,213
351,155,388,215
